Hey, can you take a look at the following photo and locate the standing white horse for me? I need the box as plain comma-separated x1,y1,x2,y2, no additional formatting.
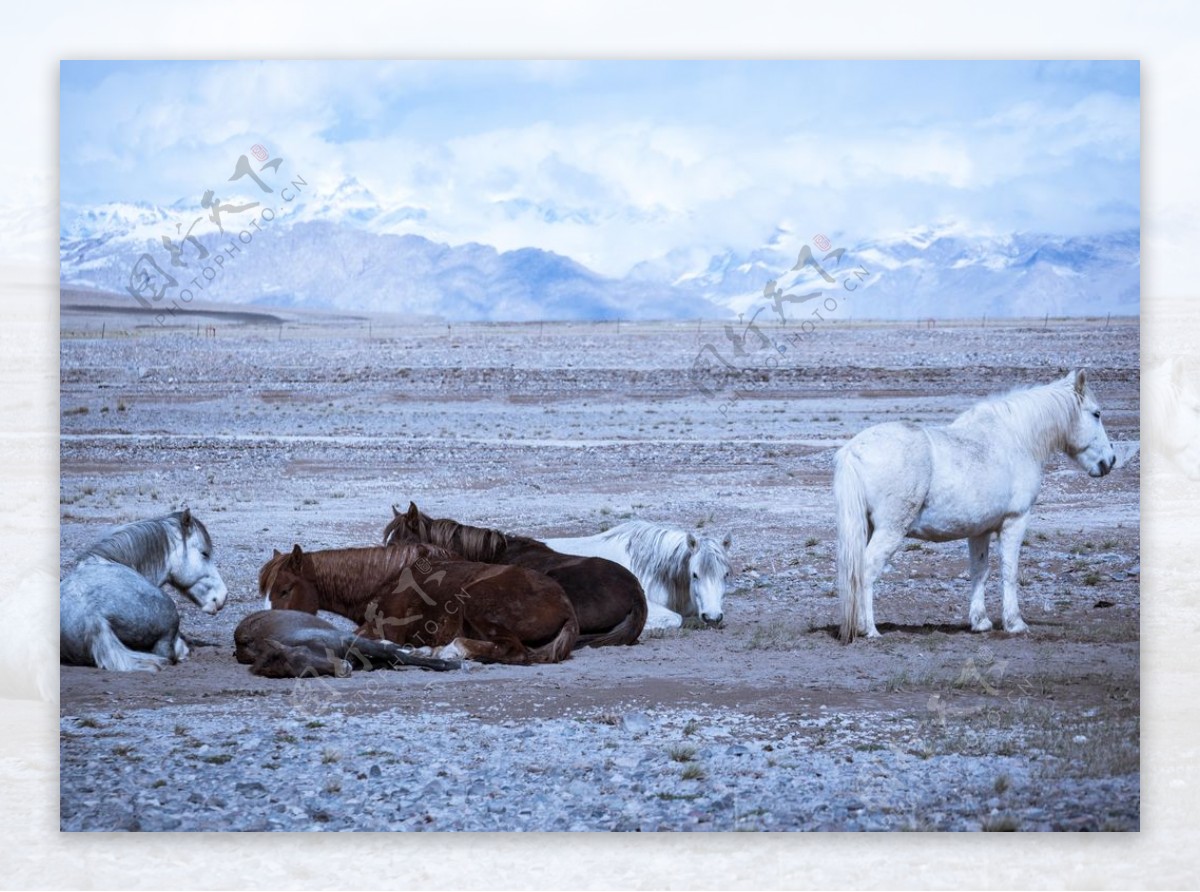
60,510,228,671
545,520,732,630
834,369,1116,641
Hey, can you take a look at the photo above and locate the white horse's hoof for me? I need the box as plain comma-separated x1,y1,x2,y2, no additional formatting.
1004,618,1029,633
971,617,994,633
862,626,881,638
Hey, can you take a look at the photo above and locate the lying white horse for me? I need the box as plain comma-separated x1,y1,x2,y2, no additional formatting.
544,520,732,630
61,510,228,671
834,369,1116,641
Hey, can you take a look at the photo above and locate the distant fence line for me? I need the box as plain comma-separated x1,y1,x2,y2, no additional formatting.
60,314,1133,341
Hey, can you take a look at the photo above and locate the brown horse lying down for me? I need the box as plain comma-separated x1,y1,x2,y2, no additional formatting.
258,542,578,665
234,609,461,678
384,502,647,647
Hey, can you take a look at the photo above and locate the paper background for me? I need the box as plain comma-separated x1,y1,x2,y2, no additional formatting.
5,1,1194,887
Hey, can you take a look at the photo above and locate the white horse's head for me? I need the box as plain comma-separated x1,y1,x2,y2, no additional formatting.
167,509,228,615
1146,357,1200,479
686,532,732,625
1064,369,1117,478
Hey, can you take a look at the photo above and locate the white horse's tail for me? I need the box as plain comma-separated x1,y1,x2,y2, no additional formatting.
834,448,869,643
86,616,168,672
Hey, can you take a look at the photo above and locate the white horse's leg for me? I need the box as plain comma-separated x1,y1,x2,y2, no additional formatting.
642,601,683,631
967,533,993,632
89,618,168,672
859,530,907,637
997,515,1031,633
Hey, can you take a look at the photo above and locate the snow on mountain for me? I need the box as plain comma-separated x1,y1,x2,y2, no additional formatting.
661,226,1140,320
58,199,719,321
59,192,1138,321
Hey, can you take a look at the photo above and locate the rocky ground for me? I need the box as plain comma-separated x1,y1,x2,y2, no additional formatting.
58,301,1140,831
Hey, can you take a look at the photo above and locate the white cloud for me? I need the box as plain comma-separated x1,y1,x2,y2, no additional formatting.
58,61,1141,277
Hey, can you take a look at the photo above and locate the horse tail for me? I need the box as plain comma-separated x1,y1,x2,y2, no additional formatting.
528,606,580,664
834,447,869,643
86,616,169,672
576,593,647,648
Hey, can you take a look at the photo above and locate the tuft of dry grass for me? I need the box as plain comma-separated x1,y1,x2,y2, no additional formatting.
667,745,697,763
681,764,706,781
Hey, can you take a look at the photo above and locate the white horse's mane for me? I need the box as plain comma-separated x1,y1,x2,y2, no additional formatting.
595,520,728,614
952,377,1085,461
79,511,208,583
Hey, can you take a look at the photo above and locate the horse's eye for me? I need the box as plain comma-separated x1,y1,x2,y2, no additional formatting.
1093,411,1101,420
691,572,699,580
201,550,211,559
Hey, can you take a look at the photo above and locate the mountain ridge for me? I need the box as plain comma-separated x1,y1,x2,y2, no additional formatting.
59,197,1139,321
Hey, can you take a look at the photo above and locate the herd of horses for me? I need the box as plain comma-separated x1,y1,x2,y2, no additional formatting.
60,501,734,677
60,369,1122,676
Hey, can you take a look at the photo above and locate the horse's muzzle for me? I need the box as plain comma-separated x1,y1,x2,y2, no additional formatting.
702,613,724,626
200,584,229,614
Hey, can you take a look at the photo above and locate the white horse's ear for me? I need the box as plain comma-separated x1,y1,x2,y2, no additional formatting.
686,533,697,550
722,533,732,551
1073,369,1088,395
180,507,192,528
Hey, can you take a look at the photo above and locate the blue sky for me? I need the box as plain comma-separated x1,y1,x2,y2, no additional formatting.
60,60,1140,276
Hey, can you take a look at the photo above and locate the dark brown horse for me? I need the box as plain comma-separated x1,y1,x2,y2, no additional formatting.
234,609,461,678
258,542,578,665
383,502,647,647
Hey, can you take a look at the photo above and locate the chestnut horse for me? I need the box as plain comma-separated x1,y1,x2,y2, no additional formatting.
259,542,578,665
234,609,461,678
383,502,646,647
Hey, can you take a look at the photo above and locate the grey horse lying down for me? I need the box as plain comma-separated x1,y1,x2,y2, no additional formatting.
234,610,461,678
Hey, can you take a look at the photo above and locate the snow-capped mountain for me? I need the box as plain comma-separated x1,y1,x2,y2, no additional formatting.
648,225,1140,321
59,198,721,321
60,189,1139,321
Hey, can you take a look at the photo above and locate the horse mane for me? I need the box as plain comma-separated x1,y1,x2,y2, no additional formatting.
81,511,208,582
258,542,457,604
599,521,694,614
384,509,509,563
430,519,508,562
258,550,286,596
952,376,1085,460
689,533,732,587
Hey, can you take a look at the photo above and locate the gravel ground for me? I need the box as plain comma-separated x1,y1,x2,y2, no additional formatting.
58,301,1141,832
60,699,1137,832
